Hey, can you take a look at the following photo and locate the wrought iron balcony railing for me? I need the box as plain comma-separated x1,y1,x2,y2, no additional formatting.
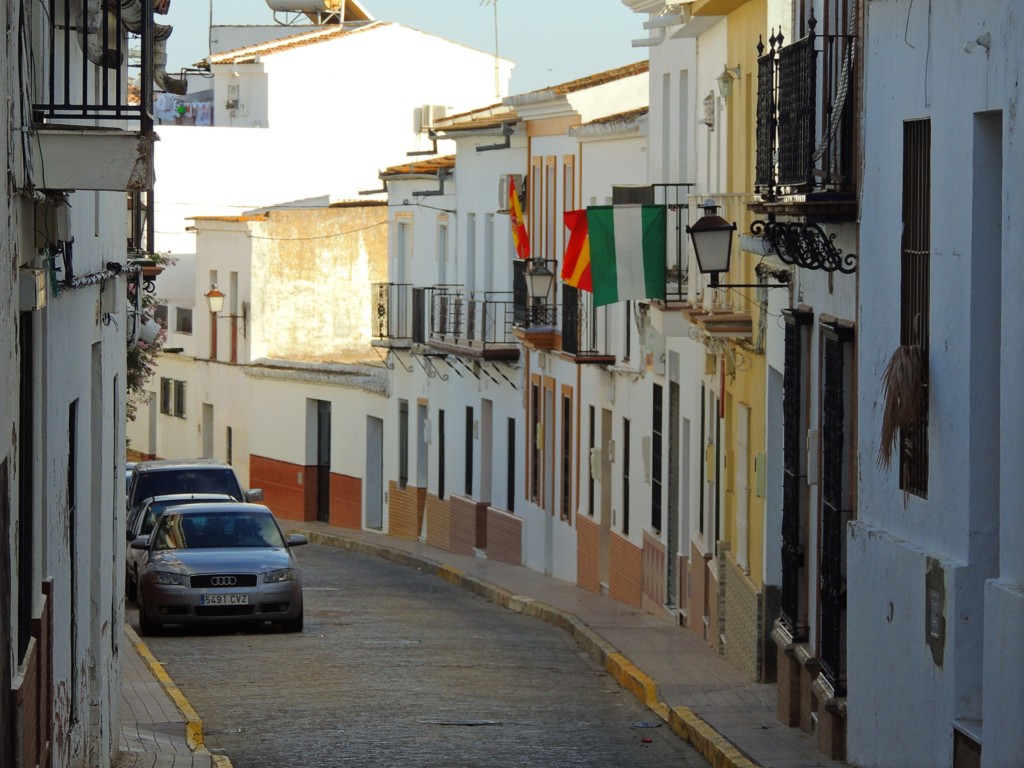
371,282,414,342
34,0,155,129
562,285,610,359
429,287,518,355
755,7,857,200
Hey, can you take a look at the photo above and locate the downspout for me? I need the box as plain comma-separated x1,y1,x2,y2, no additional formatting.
72,0,122,68
119,0,187,94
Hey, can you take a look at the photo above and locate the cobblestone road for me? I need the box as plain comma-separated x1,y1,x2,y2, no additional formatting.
133,543,706,768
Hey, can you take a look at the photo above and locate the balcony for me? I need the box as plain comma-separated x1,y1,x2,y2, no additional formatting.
561,285,614,364
32,0,157,192
429,287,519,360
371,282,415,347
511,259,560,351
752,7,858,220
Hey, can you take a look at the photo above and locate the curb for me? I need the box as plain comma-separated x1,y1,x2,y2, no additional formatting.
126,625,235,767
296,528,762,768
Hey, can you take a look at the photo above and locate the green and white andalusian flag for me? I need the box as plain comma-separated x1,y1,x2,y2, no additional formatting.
586,205,666,308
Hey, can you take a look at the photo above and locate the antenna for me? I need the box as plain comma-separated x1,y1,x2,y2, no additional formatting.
480,0,499,98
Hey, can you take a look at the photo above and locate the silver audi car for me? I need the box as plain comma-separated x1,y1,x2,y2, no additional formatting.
131,503,307,635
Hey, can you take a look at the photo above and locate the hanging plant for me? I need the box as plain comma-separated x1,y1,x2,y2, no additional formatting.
877,344,925,470
126,254,174,422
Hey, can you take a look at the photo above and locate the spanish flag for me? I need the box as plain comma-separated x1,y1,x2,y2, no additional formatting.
561,209,592,291
509,175,530,259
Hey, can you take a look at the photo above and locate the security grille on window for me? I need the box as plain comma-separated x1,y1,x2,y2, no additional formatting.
160,377,172,414
175,307,193,334
173,380,187,418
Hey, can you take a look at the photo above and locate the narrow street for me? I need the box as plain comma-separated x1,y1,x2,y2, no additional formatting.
132,543,706,767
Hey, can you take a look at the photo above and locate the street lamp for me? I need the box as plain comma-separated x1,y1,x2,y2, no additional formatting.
205,284,225,314
525,258,554,304
686,199,736,287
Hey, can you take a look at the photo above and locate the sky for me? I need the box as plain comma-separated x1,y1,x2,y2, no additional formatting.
163,0,646,95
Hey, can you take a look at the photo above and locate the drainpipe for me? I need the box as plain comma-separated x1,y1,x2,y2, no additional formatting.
119,0,187,93
73,0,122,68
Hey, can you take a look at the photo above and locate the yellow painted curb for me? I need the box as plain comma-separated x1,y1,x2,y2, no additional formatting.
126,625,206,752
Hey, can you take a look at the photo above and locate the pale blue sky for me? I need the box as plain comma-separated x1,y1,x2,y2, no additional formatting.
164,0,645,95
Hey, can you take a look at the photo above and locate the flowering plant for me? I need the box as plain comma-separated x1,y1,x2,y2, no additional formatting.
125,255,174,421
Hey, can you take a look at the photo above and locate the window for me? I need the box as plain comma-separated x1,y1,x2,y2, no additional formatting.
226,426,233,465
173,380,187,418
622,418,631,535
437,219,448,285
437,409,446,500
900,119,930,497
399,400,409,490
652,383,663,533
560,391,572,522
153,303,168,329
587,406,595,517
465,406,474,497
175,307,192,334
530,379,541,502
506,417,516,513
160,377,172,414
68,400,78,511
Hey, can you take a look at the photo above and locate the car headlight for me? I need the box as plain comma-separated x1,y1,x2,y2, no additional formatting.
264,568,295,584
153,571,186,586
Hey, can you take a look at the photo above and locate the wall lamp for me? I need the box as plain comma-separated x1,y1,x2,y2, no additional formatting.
687,200,790,289
717,65,741,99
205,284,225,314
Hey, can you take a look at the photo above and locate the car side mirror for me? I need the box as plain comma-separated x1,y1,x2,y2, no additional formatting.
246,488,264,502
130,536,151,550
126,529,137,542
286,533,308,547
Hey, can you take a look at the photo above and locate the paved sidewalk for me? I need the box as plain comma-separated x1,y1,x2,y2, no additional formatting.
117,625,227,768
286,520,847,768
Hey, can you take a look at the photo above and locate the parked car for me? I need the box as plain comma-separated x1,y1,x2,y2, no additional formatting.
131,503,306,635
126,459,262,519
125,461,137,494
125,493,235,600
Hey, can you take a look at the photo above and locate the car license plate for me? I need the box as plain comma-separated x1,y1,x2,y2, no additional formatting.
201,593,248,606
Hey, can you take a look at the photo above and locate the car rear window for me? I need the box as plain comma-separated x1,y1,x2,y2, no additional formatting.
131,469,242,507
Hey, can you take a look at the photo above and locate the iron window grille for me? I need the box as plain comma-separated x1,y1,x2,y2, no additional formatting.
780,308,812,640
819,320,854,697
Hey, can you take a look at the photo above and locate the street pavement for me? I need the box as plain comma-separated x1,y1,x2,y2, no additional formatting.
119,519,847,768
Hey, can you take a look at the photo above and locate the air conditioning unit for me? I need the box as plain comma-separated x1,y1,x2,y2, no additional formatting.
497,174,523,210
413,104,447,134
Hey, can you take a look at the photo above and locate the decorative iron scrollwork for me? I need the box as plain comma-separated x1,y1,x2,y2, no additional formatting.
751,219,857,274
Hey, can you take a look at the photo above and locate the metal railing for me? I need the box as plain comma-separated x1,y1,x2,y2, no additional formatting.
429,288,517,348
755,5,857,198
34,0,154,130
371,283,413,340
561,285,603,356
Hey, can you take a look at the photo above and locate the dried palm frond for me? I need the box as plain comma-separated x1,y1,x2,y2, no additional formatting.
877,344,925,470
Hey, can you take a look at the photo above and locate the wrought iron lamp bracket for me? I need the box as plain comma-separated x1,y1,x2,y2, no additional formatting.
751,219,857,274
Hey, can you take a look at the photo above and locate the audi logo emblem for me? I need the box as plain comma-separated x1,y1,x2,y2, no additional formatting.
210,576,238,587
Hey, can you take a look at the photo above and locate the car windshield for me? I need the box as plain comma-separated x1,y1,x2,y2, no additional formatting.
131,469,241,506
151,511,286,551
140,497,222,536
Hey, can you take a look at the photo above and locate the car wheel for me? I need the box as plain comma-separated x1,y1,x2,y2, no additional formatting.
138,594,162,637
280,604,303,633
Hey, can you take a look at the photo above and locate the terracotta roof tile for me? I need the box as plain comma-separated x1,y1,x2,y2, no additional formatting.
380,155,456,177
209,21,387,64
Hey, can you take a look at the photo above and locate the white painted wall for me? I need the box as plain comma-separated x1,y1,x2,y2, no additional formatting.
852,2,1022,765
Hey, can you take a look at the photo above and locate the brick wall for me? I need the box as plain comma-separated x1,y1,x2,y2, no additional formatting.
486,507,522,565
609,532,642,607
576,514,600,593
388,481,424,541
424,493,451,551
641,530,666,613
329,472,361,529
251,454,312,521
449,494,488,556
